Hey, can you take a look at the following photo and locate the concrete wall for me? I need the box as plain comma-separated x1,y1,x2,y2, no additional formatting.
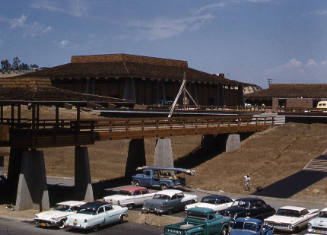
286,98,313,108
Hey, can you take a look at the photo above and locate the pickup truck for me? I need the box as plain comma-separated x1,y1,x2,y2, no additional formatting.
132,166,196,190
164,207,230,235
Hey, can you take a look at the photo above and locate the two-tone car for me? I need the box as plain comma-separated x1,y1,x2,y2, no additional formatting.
34,201,86,228
220,197,275,220
264,206,319,233
185,195,233,213
65,201,128,231
142,189,197,215
307,207,327,234
104,186,155,209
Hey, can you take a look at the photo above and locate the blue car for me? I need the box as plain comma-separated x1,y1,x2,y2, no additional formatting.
230,217,273,235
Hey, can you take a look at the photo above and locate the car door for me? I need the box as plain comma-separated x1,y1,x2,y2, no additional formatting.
167,194,179,212
133,189,142,205
104,205,117,225
93,206,106,227
143,170,153,187
207,214,220,235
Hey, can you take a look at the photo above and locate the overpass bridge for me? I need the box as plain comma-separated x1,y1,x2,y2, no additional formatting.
0,104,281,212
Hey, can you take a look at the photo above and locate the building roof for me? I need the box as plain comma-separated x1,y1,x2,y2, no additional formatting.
26,54,244,86
245,84,327,101
0,76,133,105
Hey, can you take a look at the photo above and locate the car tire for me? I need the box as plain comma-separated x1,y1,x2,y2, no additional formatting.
221,226,229,235
160,184,167,190
134,181,140,186
119,215,124,224
58,219,66,229
92,225,99,232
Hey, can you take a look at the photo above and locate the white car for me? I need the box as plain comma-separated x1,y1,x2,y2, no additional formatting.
65,201,128,231
34,201,86,228
104,186,155,209
185,194,233,212
307,207,327,234
264,206,319,233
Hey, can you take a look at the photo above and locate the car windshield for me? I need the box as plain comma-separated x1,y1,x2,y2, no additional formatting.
232,200,250,208
153,194,170,200
201,198,217,204
78,207,97,215
319,211,327,218
276,209,300,217
55,205,70,211
233,221,258,231
118,190,132,196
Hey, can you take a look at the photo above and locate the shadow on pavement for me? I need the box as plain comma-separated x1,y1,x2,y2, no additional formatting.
252,170,327,198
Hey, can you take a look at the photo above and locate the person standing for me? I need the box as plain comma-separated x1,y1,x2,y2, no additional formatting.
244,174,251,191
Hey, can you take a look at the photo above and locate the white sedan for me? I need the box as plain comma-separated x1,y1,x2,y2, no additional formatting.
307,207,327,234
65,201,128,231
264,206,319,233
34,201,86,228
185,195,233,212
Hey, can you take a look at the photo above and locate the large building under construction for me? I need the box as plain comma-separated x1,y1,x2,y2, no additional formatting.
28,54,246,107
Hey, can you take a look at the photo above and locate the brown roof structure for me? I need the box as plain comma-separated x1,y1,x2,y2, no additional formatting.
26,53,243,86
0,76,133,105
245,84,327,102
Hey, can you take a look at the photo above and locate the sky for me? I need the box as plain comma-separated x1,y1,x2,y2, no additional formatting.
1,0,327,88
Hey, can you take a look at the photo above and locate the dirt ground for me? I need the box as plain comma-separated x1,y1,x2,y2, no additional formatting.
2,106,327,201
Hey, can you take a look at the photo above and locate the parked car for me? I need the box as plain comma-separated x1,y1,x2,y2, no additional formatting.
307,207,327,234
34,201,86,228
132,166,196,190
220,198,275,220
164,207,230,235
264,206,319,233
185,195,233,213
65,201,128,231
230,217,273,235
103,186,155,209
142,189,197,215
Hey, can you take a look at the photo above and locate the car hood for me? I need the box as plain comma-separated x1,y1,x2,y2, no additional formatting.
35,210,72,221
230,229,257,235
309,217,327,227
265,215,303,224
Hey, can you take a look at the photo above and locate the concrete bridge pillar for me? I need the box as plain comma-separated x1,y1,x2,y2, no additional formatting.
15,150,49,211
7,147,26,201
0,156,3,176
125,139,146,178
154,138,174,167
201,134,241,153
226,134,241,152
75,146,94,202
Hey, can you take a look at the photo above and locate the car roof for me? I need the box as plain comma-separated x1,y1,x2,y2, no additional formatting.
136,166,196,175
80,201,109,210
235,217,262,224
120,186,147,193
321,208,327,212
279,206,306,211
56,201,86,207
202,195,231,200
156,189,182,197
188,207,215,214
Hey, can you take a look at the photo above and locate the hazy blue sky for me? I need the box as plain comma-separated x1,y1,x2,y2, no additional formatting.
1,0,327,87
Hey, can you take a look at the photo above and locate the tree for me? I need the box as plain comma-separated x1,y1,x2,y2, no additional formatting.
12,56,21,70
19,63,30,71
1,59,11,71
30,64,39,70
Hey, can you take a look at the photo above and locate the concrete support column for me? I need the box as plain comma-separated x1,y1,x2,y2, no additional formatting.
75,146,94,202
7,147,26,200
226,134,241,152
154,138,174,167
125,139,146,178
15,150,49,211
0,156,3,176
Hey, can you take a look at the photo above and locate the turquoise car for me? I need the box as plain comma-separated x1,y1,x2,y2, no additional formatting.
230,217,273,235
164,207,230,235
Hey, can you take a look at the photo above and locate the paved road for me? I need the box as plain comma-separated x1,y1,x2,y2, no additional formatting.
0,218,162,235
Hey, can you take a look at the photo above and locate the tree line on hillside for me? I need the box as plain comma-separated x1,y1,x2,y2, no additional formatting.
0,57,39,72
